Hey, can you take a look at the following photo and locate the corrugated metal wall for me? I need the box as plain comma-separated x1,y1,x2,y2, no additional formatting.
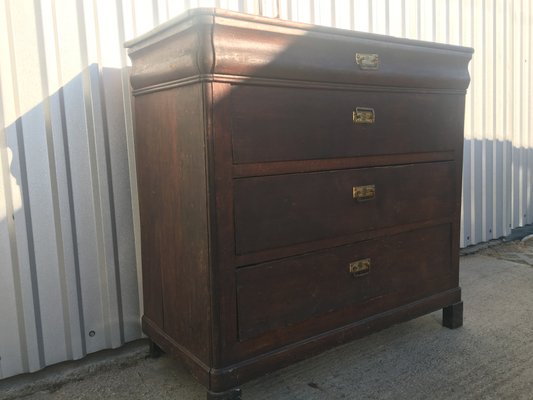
0,0,532,380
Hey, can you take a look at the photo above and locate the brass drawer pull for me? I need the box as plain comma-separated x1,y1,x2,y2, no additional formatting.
353,184,375,201
355,53,379,70
353,107,375,124
349,258,371,277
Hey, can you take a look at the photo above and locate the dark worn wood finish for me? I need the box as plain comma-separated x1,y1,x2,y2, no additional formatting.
134,86,211,366
236,224,453,340
230,87,463,163
209,82,239,369
234,217,453,268
232,151,455,178
127,8,472,397
210,288,462,391
126,9,472,92
234,162,455,254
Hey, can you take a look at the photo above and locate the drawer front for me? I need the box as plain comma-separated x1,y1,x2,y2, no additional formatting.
234,162,455,255
230,86,464,164
236,224,453,341
213,20,472,90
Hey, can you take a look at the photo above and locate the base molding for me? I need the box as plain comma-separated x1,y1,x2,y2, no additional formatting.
144,288,461,393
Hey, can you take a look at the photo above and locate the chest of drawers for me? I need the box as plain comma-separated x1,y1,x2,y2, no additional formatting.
126,9,473,399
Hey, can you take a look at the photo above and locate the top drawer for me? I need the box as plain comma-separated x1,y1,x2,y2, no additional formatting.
230,86,465,164
126,10,473,94
213,18,472,89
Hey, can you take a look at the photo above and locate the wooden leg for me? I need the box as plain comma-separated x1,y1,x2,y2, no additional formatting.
206,388,242,400
443,301,463,329
148,339,163,358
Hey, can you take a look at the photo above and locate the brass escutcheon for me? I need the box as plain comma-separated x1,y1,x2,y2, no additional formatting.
353,107,375,124
349,258,371,277
355,53,379,70
353,184,376,201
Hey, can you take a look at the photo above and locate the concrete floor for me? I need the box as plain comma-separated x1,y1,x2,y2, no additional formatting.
2,240,533,400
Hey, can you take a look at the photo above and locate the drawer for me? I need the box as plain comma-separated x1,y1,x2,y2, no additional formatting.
230,86,464,164
128,9,472,92
213,16,472,90
234,162,455,255
236,224,453,341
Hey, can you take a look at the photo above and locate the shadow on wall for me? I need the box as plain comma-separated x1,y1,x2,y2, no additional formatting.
1,65,532,380
0,64,141,379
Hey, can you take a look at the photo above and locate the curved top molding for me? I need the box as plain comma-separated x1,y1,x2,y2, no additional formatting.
126,8,473,93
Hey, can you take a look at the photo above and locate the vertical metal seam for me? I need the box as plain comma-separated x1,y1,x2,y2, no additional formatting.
152,0,159,26
75,0,112,347
131,0,138,39
502,0,509,232
401,0,405,37
32,0,73,359
526,3,533,223
469,0,475,243
385,0,390,35
519,0,524,223
368,0,373,33
512,0,517,226
445,0,449,43
92,0,125,344
349,0,354,30
15,120,46,368
492,0,497,237
513,0,519,225
432,0,436,41
50,0,87,356
523,3,533,224
116,0,143,323
459,0,462,44
520,1,531,225
330,0,335,27
508,0,513,228
416,0,421,39
0,65,30,374
457,0,465,245
4,0,45,370
481,0,487,241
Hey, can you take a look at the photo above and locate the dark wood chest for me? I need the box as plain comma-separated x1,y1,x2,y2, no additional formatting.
126,9,472,399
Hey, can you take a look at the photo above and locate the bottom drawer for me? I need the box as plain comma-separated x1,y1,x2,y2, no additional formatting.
236,224,454,341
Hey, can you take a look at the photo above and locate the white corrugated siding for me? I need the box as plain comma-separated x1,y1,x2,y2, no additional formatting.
0,0,531,380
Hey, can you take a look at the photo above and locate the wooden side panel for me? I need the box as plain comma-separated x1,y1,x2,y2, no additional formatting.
134,84,211,364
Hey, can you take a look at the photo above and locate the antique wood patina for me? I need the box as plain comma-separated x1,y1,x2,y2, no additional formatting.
126,8,473,399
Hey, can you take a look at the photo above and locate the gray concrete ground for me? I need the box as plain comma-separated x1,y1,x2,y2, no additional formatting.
2,239,533,400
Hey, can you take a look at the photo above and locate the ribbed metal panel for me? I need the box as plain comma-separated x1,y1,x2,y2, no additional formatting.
0,0,532,380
